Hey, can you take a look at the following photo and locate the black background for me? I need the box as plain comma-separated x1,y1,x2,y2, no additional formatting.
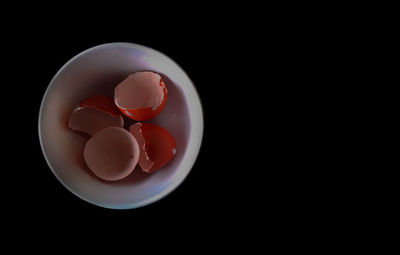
2,8,294,240
2,5,356,246
4,16,259,230
2,4,381,248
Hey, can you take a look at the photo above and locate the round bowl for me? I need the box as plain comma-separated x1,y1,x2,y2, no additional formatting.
38,42,203,209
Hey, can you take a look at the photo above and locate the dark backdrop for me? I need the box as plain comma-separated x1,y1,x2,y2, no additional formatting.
3,11,276,241
4,21,250,227
2,4,365,248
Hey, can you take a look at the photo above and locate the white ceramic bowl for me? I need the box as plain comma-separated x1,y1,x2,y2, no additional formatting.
38,42,203,209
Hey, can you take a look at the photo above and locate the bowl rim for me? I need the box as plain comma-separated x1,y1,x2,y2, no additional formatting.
38,42,204,209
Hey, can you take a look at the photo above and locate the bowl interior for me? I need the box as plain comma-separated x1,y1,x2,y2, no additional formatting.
39,43,202,209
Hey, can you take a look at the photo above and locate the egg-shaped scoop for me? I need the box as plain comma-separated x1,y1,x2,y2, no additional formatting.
83,127,139,181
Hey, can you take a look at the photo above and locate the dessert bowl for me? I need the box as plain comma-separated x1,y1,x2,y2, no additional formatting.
38,42,203,209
